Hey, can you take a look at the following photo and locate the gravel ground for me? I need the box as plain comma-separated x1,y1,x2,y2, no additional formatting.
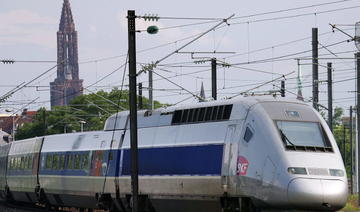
0,204,36,212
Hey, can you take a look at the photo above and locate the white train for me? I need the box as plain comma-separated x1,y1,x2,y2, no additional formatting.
0,97,348,212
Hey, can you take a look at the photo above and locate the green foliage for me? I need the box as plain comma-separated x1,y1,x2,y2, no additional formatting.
15,88,166,140
341,194,360,211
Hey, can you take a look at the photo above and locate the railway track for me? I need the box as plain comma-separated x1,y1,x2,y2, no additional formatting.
0,202,102,212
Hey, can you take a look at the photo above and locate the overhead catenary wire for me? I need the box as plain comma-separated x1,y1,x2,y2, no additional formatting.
228,5,360,26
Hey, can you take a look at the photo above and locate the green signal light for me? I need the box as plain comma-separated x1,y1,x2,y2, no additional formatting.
147,25,159,34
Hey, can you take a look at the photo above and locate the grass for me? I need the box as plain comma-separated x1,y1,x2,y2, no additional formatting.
340,194,360,212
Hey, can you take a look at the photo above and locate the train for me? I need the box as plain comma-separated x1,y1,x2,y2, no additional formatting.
0,96,348,212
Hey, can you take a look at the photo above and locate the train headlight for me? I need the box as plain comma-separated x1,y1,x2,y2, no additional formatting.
329,169,345,177
288,167,307,175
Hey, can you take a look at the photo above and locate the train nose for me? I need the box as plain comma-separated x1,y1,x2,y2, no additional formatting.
287,178,348,210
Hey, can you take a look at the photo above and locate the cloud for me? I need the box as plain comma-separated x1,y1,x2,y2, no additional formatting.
0,9,57,48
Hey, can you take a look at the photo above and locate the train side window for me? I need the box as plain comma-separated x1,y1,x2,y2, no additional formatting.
109,152,113,161
20,156,25,170
198,108,205,121
187,109,194,123
60,155,65,170
15,157,18,170
212,106,218,120
24,156,28,169
193,108,200,122
8,158,11,170
217,106,224,120
74,154,81,169
28,156,33,169
244,127,254,143
181,109,189,123
67,155,73,169
205,107,213,121
223,105,233,120
9,158,12,169
172,110,182,124
46,154,52,169
82,153,89,169
53,155,59,170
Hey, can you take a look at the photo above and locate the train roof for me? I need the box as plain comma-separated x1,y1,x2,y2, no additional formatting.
104,96,310,131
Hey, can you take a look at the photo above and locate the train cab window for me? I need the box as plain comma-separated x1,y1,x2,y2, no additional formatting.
244,127,254,143
276,121,333,152
46,155,52,169
59,155,65,170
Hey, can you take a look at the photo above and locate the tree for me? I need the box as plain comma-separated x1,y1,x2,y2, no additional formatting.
15,88,165,140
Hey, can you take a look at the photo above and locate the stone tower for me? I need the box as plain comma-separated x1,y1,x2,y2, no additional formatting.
50,0,83,108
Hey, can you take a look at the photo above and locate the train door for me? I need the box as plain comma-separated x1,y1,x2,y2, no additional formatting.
222,124,239,193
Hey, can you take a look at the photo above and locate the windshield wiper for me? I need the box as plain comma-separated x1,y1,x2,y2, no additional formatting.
279,129,296,147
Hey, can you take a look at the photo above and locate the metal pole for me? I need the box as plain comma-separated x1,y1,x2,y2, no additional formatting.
148,70,153,110
211,58,217,100
138,83,143,109
350,105,354,194
12,115,15,141
344,124,346,165
127,10,139,212
356,52,360,205
280,80,285,97
327,62,333,132
312,28,319,111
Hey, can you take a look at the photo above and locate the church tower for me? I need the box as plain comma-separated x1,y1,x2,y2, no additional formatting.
50,0,83,108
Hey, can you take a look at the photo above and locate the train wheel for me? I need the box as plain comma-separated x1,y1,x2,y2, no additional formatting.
239,197,261,212
221,197,240,212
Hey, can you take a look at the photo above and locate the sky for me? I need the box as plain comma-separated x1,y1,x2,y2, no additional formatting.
0,0,359,115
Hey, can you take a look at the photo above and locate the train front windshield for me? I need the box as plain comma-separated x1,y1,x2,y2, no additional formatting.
276,121,328,148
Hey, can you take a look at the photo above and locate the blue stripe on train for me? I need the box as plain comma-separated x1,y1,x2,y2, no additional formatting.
36,144,224,176
122,144,223,176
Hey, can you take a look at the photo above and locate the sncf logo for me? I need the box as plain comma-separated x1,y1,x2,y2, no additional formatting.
236,156,249,176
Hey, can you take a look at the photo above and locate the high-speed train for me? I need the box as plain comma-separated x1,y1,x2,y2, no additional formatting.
0,97,348,212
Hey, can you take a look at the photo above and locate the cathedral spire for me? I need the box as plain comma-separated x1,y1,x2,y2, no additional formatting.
50,0,83,108
59,0,75,32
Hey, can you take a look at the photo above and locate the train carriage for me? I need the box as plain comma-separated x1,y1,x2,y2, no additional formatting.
1,97,349,212
0,142,11,200
38,130,123,208
6,137,43,203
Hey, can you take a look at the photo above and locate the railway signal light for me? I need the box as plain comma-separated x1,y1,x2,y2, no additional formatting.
147,25,159,34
